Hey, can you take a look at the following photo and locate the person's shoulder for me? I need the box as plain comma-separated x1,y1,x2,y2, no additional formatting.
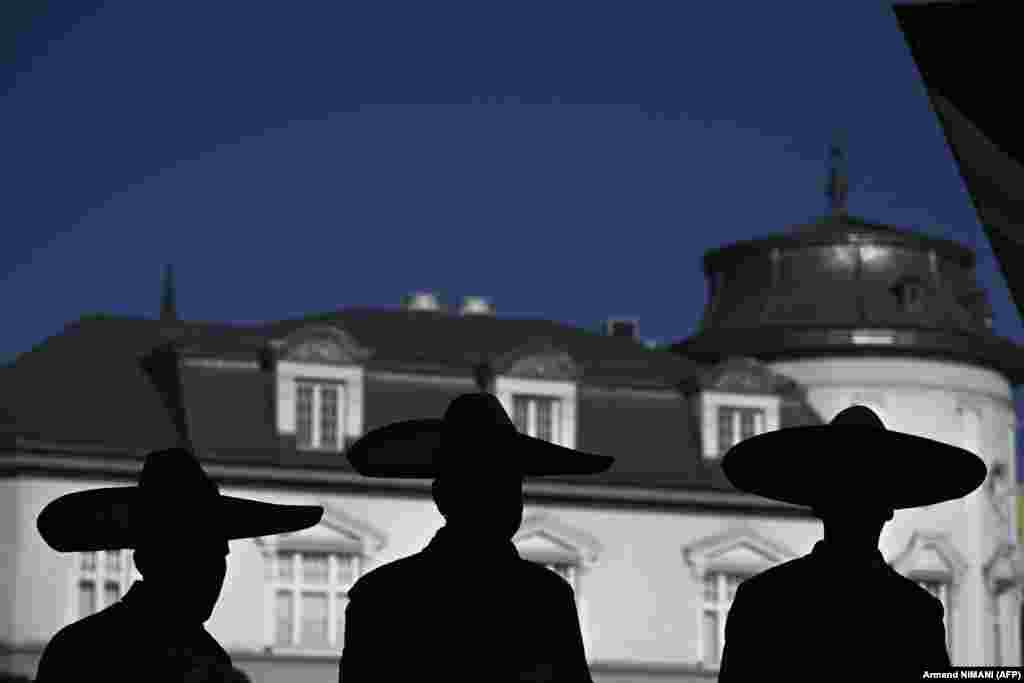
515,558,573,592
41,604,125,657
738,555,808,593
347,552,427,599
884,568,946,610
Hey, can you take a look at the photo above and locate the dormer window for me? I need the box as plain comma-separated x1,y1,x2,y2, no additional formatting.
701,392,779,460
295,380,346,450
890,276,928,314
698,358,784,460
717,406,766,457
491,343,579,450
273,327,370,453
512,395,561,443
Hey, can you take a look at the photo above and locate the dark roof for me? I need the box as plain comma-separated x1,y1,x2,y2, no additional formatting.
263,307,699,388
705,213,976,272
0,311,821,496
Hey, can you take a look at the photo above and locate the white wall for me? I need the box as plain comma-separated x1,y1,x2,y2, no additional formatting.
770,355,1018,667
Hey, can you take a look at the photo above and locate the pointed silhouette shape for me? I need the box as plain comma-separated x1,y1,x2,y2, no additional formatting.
138,343,193,451
339,393,613,682
34,448,323,682
825,133,850,216
717,406,984,679
892,2,1024,324
160,264,179,323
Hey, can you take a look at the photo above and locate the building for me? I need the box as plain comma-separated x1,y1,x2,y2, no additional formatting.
2,207,1023,681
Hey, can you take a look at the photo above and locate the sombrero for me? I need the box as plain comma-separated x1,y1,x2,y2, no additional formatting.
37,448,324,552
721,405,987,510
345,392,614,478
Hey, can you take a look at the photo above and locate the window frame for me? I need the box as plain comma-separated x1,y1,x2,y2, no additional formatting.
494,377,576,450
277,361,364,453
294,378,347,451
701,391,779,459
68,549,139,624
270,549,362,654
700,570,751,669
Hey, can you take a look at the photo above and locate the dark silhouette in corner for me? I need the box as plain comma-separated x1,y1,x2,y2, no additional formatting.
339,392,615,682
718,405,985,681
33,448,323,682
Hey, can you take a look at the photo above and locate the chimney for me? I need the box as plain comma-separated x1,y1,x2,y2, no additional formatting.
403,291,443,312
605,318,639,340
460,296,494,315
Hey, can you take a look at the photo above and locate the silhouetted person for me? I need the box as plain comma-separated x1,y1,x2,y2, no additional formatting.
339,393,615,682
718,405,985,681
34,448,323,682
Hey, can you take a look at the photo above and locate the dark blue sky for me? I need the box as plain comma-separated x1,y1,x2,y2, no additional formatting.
3,2,1021,465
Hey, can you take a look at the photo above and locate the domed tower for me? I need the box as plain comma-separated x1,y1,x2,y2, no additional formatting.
674,146,1024,666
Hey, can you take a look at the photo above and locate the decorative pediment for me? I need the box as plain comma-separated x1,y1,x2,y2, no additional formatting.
254,503,387,560
493,341,579,382
513,512,604,566
699,356,798,395
890,531,968,586
271,325,373,366
682,525,797,580
982,542,1024,596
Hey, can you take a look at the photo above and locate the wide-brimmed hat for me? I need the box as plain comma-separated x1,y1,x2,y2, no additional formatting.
345,392,614,478
37,448,324,552
721,405,986,510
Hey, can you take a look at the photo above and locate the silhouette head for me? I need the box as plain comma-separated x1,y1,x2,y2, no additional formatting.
431,461,525,540
134,530,230,626
37,449,324,626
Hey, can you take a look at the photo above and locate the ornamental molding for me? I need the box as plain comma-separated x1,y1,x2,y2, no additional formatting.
271,325,373,366
681,524,797,581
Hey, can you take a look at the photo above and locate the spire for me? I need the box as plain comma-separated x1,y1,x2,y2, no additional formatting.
825,134,849,216
160,264,178,322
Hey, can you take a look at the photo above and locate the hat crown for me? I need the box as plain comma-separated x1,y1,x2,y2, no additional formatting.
830,405,885,429
441,393,517,436
138,448,219,500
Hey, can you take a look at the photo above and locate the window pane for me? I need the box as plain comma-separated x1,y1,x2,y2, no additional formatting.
703,610,720,666
321,386,339,449
718,408,734,454
80,552,97,572
278,552,295,581
513,396,529,433
303,553,329,584
335,594,348,646
536,399,553,442
104,550,121,574
275,591,294,646
104,581,121,607
740,409,758,440
78,581,96,617
301,592,329,648
703,573,718,602
296,384,314,448
726,575,743,602
336,555,357,587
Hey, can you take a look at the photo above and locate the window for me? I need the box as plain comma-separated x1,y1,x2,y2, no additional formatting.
295,380,346,451
702,571,748,668
917,579,952,654
717,406,766,456
273,550,360,650
74,550,138,619
513,395,562,444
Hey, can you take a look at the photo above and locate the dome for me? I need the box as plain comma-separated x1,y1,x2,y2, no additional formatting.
674,212,1024,383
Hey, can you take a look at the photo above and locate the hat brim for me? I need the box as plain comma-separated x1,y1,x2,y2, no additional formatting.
345,418,615,478
37,487,324,552
721,426,987,509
